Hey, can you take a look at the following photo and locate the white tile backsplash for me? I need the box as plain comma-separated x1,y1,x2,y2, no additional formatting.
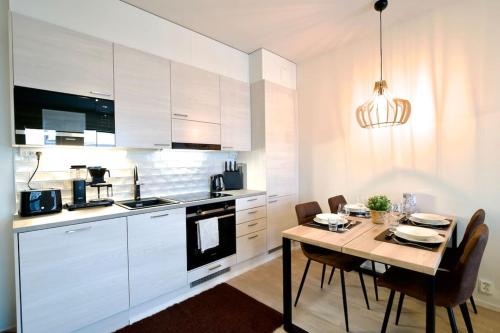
14,147,237,204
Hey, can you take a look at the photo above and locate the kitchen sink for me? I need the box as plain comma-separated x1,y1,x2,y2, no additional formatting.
116,197,180,210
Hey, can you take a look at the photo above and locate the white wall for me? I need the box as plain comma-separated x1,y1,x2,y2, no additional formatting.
298,0,500,310
9,0,249,82
0,0,16,330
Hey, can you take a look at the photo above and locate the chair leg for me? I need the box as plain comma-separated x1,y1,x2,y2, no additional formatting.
460,303,474,333
358,271,370,309
447,307,459,333
321,264,326,289
395,293,405,325
371,261,379,301
328,267,335,285
340,270,349,332
380,290,396,333
384,264,389,271
294,259,311,307
470,296,478,314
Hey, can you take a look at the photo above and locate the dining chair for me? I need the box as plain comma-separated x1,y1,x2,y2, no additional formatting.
328,195,381,301
295,201,370,332
377,224,489,333
393,209,486,322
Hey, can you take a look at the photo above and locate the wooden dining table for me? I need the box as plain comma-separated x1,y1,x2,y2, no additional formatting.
281,215,457,333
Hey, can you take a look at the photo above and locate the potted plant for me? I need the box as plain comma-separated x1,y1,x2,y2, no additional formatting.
367,195,391,224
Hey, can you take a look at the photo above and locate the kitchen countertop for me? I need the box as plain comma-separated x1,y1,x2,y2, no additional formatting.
13,189,266,233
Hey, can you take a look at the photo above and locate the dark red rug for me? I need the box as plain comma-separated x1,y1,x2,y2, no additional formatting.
115,283,283,333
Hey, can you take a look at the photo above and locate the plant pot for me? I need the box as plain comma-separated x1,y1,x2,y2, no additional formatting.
371,210,387,224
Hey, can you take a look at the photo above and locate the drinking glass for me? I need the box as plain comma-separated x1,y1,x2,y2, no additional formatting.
389,202,402,232
328,217,339,232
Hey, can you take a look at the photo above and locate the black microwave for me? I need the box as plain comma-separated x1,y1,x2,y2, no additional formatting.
13,86,115,146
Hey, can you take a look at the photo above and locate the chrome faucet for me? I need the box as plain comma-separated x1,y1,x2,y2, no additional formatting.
133,166,141,201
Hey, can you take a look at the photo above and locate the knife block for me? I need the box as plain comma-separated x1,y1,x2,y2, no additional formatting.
223,170,243,190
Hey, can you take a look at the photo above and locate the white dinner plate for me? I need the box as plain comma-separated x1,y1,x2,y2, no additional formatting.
411,213,447,222
409,216,450,227
396,225,438,241
394,231,446,245
316,213,341,221
313,217,346,226
345,204,368,213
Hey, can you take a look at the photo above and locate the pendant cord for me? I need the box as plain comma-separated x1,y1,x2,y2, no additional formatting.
379,10,383,81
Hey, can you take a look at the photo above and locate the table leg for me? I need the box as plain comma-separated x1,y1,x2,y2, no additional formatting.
452,224,458,249
283,237,292,332
426,275,436,333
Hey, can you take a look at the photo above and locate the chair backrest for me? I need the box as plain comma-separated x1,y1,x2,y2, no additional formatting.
458,209,486,253
448,224,489,305
328,195,347,213
295,201,322,225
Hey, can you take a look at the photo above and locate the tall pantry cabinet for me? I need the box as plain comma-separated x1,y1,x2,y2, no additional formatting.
240,79,298,250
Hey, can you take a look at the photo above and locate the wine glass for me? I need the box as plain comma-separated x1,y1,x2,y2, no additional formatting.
338,203,349,230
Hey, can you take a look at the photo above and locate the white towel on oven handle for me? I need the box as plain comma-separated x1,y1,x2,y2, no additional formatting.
197,217,219,253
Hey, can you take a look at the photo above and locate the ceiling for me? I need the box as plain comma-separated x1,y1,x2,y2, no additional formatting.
121,0,456,62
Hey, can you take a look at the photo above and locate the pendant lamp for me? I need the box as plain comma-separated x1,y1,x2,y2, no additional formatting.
356,0,411,128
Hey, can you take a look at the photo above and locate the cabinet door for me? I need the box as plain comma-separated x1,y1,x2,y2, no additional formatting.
220,77,251,151
171,119,221,145
128,208,187,307
18,218,128,333
171,62,220,123
114,45,171,148
265,82,298,198
12,14,114,99
267,194,298,250
237,229,267,263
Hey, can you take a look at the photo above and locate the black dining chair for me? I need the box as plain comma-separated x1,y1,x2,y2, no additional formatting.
328,195,382,301
295,201,370,332
378,224,489,333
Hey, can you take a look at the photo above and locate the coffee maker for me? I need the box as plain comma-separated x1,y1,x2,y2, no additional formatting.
65,165,114,211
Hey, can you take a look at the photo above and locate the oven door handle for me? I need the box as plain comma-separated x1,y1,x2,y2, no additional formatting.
217,213,235,219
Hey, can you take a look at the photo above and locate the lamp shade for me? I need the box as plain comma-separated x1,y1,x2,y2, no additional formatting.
356,80,411,128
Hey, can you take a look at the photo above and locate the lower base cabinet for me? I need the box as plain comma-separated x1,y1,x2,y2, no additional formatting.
236,229,267,263
127,208,187,307
18,218,129,333
267,194,297,250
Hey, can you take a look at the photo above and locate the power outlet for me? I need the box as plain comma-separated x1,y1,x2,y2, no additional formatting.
20,150,37,159
479,279,493,295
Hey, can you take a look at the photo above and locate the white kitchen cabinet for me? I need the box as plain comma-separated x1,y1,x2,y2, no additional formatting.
12,13,114,99
18,218,129,333
236,229,267,263
114,44,171,148
265,82,298,198
235,195,267,211
266,194,297,250
128,208,187,307
220,77,251,151
171,62,220,123
171,119,221,146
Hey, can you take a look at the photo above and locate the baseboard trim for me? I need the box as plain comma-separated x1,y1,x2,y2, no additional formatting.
474,297,500,312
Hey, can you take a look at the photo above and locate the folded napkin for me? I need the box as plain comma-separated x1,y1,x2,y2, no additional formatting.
197,217,219,253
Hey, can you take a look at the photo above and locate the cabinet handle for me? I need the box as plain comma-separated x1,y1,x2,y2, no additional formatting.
268,194,278,198
268,200,278,204
208,264,222,271
89,91,111,97
222,146,234,150
248,223,258,227
248,235,258,240
154,143,171,147
173,113,188,117
247,210,258,214
65,226,92,234
151,213,169,219
247,198,258,202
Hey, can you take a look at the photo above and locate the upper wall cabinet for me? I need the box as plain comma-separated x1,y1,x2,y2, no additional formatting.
220,77,251,151
171,62,220,124
12,14,114,99
114,45,171,149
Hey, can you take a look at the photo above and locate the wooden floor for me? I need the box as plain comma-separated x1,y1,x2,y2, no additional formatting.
228,249,500,333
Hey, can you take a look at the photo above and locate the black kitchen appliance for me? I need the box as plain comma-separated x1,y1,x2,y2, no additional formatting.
71,165,87,205
87,166,113,199
19,189,62,217
186,200,236,271
65,165,114,211
13,86,115,146
210,174,225,192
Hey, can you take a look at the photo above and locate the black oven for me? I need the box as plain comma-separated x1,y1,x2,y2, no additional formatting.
13,86,115,146
186,200,236,271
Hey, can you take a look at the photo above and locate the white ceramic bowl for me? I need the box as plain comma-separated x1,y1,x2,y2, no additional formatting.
316,213,342,221
345,203,368,213
395,225,438,241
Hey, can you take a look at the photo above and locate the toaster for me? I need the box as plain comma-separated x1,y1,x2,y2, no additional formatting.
19,189,62,217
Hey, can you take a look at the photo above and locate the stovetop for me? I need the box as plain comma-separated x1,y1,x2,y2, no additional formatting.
166,192,232,203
